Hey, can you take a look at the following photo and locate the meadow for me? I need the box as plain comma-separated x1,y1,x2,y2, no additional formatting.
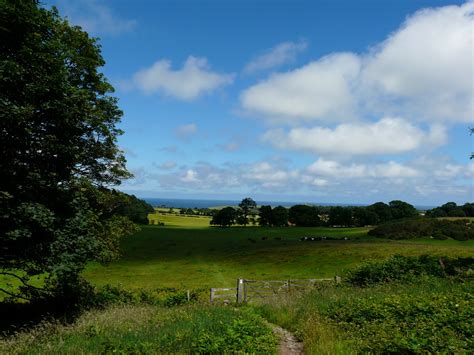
2,211,473,354
84,212,473,290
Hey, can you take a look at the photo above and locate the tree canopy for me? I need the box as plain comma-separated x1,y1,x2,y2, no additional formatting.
0,1,135,300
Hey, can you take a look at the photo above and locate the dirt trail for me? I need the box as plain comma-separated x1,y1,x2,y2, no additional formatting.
271,324,304,355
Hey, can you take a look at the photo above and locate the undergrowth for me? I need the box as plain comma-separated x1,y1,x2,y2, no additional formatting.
253,256,474,354
0,305,277,354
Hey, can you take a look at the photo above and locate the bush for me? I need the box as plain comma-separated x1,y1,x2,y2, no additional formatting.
324,285,473,353
345,255,474,286
368,218,474,240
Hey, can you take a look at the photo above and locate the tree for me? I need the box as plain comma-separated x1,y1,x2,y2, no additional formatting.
238,197,257,226
0,1,136,301
353,207,379,226
328,206,352,226
271,206,289,227
367,202,393,223
114,193,154,224
258,205,273,226
288,205,321,227
210,207,236,227
388,200,418,219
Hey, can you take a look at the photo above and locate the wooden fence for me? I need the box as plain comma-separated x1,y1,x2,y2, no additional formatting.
210,276,340,304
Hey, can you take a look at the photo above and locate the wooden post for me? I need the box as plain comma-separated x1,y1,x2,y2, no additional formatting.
237,278,244,303
243,280,247,303
210,288,215,304
187,290,190,302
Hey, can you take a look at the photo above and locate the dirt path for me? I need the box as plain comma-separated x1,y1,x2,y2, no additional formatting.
271,324,304,355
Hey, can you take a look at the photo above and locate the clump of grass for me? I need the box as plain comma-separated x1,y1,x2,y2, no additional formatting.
0,304,277,354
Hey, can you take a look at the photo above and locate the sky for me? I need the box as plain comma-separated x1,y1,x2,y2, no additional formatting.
46,0,473,205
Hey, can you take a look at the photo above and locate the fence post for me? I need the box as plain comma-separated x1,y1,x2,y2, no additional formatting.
187,290,190,302
210,288,215,304
237,278,244,303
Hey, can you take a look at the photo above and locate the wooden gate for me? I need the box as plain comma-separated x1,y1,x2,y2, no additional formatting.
210,276,340,304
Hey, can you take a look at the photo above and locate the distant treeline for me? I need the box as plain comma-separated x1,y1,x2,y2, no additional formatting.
209,198,419,227
425,202,474,218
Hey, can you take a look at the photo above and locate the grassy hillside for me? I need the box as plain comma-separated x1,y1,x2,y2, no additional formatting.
83,214,473,290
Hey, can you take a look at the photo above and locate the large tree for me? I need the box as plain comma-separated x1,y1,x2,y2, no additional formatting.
238,197,257,226
0,1,136,301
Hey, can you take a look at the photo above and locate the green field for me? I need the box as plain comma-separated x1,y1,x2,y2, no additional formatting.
83,213,473,290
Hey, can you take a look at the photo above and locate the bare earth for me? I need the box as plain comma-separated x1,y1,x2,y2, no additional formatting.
272,324,304,355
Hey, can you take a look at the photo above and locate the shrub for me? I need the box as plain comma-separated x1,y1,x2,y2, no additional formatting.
368,218,474,240
345,255,474,286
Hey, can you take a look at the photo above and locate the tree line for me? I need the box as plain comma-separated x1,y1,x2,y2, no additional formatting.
210,198,420,227
425,202,474,218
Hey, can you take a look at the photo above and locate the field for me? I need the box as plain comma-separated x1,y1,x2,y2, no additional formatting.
83,212,474,290
3,212,473,353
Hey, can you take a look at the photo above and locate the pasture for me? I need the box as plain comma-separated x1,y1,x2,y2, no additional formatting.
83,213,474,290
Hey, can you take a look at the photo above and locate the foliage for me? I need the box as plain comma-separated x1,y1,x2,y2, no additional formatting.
113,192,154,224
328,206,352,226
254,276,473,354
259,205,273,226
324,283,473,353
0,305,277,354
210,206,236,227
0,1,133,300
345,255,474,286
271,205,289,227
426,202,474,218
237,197,257,226
289,205,322,226
369,218,474,240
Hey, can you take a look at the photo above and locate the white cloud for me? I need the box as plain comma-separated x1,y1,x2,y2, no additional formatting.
240,2,474,123
241,53,361,123
57,0,136,36
133,56,234,100
361,2,474,122
175,123,198,141
262,118,447,156
243,40,308,74
306,158,421,179
181,169,199,183
123,157,472,203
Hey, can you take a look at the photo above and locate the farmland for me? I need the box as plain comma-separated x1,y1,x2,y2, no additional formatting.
83,212,473,290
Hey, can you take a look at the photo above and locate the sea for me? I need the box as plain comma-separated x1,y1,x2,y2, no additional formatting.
143,198,435,210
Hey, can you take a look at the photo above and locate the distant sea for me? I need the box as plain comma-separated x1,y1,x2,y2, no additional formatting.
143,198,435,210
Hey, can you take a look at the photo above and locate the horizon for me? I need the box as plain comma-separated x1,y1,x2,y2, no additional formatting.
47,0,473,205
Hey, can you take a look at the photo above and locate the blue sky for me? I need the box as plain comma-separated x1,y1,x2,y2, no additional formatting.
47,0,473,205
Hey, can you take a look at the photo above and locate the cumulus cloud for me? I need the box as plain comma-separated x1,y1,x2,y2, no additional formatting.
174,123,198,141
243,40,308,74
306,158,421,179
240,2,473,123
262,118,447,156
362,2,474,122
241,53,361,123
122,156,472,203
56,0,136,36
133,56,234,100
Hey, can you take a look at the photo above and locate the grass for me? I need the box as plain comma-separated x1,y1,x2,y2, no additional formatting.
253,278,473,353
148,212,212,228
82,213,474,290
0,304,277,354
